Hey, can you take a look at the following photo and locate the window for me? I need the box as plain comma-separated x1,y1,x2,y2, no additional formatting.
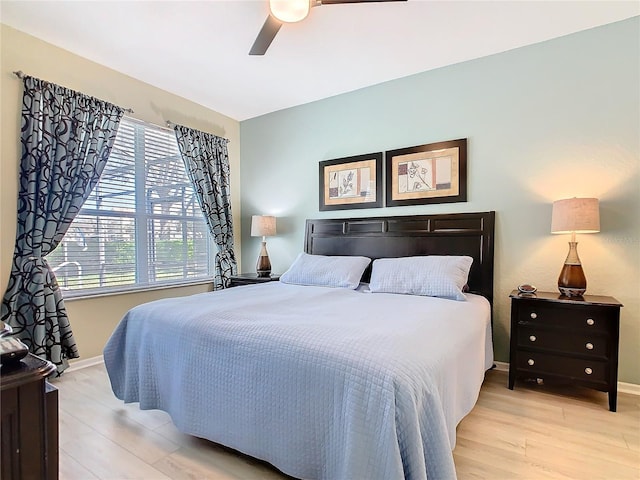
48,117,213,296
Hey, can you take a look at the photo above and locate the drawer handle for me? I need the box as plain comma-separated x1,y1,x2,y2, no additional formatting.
528,359,535,366
586,318,595,326
585,367,593,375
529,335,537,342
585,342,594,350
530,312,538,319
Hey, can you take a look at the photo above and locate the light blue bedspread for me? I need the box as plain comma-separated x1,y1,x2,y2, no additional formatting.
104,283,491,480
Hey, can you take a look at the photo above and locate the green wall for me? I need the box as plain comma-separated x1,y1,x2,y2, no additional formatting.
240,18,640,384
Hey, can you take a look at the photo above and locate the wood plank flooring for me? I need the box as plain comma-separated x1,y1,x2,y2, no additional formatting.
50,364,640,479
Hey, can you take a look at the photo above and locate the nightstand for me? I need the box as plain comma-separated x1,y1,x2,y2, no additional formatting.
1,354,58,479
508,290,622,411
228,273,280,287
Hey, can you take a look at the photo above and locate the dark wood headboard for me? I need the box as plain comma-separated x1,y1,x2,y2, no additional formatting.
304,212,495,304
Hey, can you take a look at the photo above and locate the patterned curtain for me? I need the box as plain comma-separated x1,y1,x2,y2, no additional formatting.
173,125,237,288
1,76,124,374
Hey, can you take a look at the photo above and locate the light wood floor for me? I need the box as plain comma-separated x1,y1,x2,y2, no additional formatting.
50,364,640,479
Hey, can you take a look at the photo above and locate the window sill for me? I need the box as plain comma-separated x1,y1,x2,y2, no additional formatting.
61,279,213,301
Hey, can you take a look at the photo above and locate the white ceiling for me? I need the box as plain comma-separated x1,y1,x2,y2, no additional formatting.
1,1,638,121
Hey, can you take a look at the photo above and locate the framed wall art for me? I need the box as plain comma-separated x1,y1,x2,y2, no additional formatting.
385,138,467,207
319,152,383,211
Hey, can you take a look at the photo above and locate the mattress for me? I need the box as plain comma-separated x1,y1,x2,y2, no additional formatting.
104,282,492,480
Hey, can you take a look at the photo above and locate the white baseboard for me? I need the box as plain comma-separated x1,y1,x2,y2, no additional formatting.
493,361,509,372
66,355,104,373
67,356,639,396
618,381,640,396
491,360,638,396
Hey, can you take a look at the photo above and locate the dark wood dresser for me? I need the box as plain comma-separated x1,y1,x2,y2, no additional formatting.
1,354,58,479
508,290,622,411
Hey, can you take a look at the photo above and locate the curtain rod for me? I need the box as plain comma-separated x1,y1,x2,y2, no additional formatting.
12,71,229,143
166,119,231,144
13,70,135,114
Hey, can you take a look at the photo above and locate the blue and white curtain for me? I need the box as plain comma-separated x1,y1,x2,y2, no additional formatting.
1,76,124,374
173,125,237,288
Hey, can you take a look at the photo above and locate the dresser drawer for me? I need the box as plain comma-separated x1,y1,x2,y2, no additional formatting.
517,351,608,384
517,326,609,358
515,302,613,333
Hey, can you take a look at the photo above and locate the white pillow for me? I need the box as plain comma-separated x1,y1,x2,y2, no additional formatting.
280,253,371,289
369,256,473,301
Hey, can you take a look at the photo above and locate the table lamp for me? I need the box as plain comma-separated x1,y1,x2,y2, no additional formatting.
551,197,600,297
251,215,277,277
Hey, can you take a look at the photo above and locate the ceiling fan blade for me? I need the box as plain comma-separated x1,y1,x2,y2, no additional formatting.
249,15,283,56
320,0,406,3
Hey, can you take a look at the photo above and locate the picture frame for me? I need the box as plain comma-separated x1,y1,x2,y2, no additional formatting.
385,138,467,207
319,152,383,211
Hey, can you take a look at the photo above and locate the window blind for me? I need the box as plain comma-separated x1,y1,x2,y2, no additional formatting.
48,117,213,296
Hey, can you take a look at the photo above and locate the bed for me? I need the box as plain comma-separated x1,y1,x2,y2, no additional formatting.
104,211,495,480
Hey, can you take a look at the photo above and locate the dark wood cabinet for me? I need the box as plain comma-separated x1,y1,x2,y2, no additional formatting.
508,291,622,411
228,273,280,287
1,354,58,479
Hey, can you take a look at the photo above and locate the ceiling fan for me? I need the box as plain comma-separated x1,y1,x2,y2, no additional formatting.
249,0,407,56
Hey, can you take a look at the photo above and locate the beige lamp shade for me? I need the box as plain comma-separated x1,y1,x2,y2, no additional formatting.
551,198,600,234
251,215,277,237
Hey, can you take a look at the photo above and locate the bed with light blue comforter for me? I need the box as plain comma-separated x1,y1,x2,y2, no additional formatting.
104,282,492,480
